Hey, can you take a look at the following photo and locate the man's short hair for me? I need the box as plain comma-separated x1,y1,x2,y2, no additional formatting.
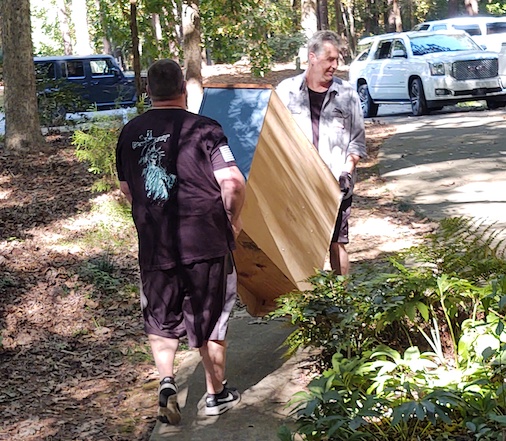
147,59,184,101
307,30,344,56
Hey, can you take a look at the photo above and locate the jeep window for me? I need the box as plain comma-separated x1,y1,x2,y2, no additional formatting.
375,40,393,59
410,33,480,55
63,61,85,78
90,59,114,76
433,24,447,31
35,62,55,80
453,24,482,36
487,21,506,35
413,24,430,31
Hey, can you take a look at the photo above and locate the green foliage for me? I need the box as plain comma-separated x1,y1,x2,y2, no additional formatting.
201,0,300,76
270,271,376,365
275,217,506,440
31,2,64,55
268,33,307,63
36,77,88,127
77,252,120,294
72,123,122,192
486,2,506,15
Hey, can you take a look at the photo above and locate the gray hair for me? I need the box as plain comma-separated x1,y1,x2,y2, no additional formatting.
307,30,343,56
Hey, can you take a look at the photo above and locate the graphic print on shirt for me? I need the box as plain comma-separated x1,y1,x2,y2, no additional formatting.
132,130,177,202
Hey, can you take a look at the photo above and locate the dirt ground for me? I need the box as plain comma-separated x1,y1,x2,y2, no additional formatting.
0,64,435,440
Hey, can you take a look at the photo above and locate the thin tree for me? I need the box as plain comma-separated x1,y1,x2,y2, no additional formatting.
333,0,344,36
448,0,459,17
302,0,318,38
292,0,301,27
465,0,478,15
318,0,330,30
56,0,73,55
129,0,143,103
182,1,202,113
386,0,403,32
0,0,45,153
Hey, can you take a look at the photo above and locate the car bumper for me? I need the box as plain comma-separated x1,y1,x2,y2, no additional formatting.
425,76,506,101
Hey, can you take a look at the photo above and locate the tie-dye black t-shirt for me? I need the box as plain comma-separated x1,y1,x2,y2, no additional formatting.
116,108,237,270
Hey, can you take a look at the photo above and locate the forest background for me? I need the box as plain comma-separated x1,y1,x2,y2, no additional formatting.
1,0,506,153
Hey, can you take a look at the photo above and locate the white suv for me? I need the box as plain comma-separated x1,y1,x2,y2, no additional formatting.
413,16,506,53
348,30,506,117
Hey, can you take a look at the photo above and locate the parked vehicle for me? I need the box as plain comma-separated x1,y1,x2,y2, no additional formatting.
413,16,506,53
348,30,506,117
34,54,137,112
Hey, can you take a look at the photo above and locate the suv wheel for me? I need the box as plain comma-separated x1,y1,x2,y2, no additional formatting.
409,78,428,116
358,83,378,118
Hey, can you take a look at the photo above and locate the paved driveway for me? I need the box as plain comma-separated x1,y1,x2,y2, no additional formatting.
374,107,506,236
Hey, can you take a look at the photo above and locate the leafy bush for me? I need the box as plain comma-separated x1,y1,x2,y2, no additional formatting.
268,33,307,62
270,271,380,366
72,123,123,192
275,217,506,440
36,77,88,127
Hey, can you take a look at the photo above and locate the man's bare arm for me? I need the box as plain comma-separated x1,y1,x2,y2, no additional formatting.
120,181,133,204
213,166,246,238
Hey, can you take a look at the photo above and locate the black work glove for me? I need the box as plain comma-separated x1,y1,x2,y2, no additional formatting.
339,171,353,199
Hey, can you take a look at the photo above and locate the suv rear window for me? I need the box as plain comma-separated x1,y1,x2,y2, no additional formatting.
487,21,506,35
453,24,482,36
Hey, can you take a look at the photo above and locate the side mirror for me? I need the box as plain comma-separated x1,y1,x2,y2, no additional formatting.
392,49,407,58
111,67,120,76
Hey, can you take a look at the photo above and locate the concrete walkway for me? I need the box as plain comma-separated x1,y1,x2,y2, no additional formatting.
149,315,305,441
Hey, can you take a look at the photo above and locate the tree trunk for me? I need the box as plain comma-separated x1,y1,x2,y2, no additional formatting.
151,13,163,58
162,2,182,62
300,0,317,62
56,0,73,55
0,0,45,153
129,0,142,102
364,0,381,35
318,0,329,30
301,0,317,39
333,0,344,36
448,0,459,17
182,1,202,113
341,1,356,57
292,0,301,27
71,0,93,54
95,0,112,55
465,0,478,15
386,0,403,32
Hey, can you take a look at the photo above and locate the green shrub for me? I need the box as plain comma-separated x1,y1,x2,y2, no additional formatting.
270,271,379,366
268,33,306,62
275,217,506,440
72,123,122,192
36,77,88,127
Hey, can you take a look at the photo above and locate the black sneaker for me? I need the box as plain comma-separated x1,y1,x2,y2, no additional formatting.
158,376,181,425
205,386,241,416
